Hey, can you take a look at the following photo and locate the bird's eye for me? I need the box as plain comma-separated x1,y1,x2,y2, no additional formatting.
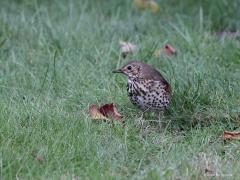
127,66,132,70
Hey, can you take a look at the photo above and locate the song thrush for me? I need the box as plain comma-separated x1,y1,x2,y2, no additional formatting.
113,61,171,114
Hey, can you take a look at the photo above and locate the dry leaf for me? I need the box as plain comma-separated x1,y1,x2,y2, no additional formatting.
133,0,160,13
89,105,108,120
119,41,138,58
163,44,177,56
99,103,123,121
153,44,177,58
89,103,123,122
221,131,240,140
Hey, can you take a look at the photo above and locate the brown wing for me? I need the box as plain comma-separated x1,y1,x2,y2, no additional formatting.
140,63,171,93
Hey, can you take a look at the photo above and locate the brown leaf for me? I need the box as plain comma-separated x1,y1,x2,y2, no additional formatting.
163,44,177,56
89,105,108,120
153,44,177,58
89,103,123,122
221,131,240,140
119,41,138,58
99,103,123,122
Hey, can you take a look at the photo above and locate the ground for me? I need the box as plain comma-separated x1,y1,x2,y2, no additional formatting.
0,0,240,179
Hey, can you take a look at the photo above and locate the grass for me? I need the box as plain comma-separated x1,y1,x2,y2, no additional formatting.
0,0,240,179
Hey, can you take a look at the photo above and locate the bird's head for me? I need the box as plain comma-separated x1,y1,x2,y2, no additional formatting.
112,61,142,79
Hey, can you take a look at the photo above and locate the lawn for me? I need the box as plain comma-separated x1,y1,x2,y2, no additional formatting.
0,0,240,179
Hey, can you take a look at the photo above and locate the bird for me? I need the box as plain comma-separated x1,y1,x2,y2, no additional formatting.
113,61,171,118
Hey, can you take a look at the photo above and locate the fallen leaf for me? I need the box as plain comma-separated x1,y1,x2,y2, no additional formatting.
99,103,123,121
221,131,240,140
163,44,177,56
89,103,123,122
153,44,177,58
133,0,160,13
119,41,138,58
89,105,108,120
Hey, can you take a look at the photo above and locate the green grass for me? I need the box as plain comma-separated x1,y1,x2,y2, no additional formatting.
0,0,240,179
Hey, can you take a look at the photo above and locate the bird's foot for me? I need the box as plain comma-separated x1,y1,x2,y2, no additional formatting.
156,111,164,132
135,112,145,126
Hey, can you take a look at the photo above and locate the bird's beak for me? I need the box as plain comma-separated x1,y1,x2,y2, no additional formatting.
112,69,123,73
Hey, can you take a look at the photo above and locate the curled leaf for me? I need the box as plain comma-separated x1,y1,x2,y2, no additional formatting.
89,105,108,120
153,44,177,58
163,44,177,56
89,103,123,122
221,131,240,140
119,41,138,58
99,103,123,121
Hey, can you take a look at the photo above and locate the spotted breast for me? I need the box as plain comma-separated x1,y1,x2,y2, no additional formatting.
112,61,172,113
127,78,170,112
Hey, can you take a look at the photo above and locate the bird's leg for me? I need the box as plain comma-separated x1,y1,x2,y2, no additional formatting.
136,111,152,136
135,111,145,126
157,111,163,120
156,111,164,130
